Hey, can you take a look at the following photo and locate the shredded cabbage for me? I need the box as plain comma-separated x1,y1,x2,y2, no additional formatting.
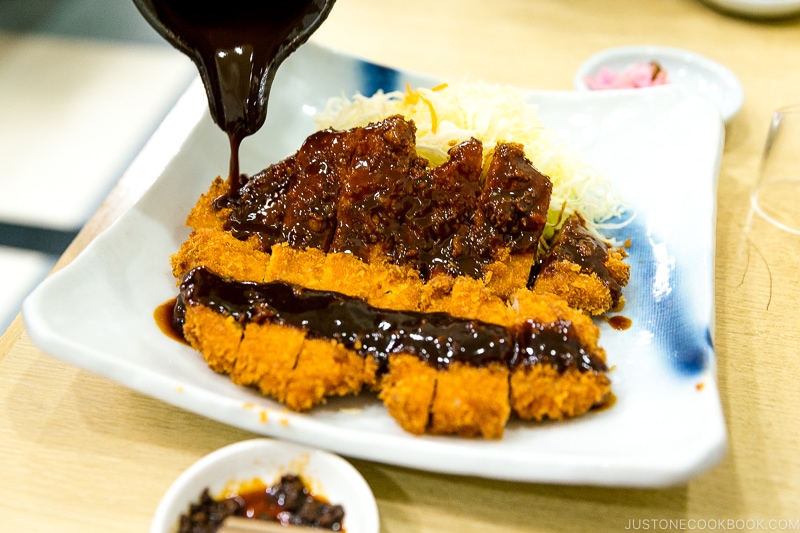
314,81,632,240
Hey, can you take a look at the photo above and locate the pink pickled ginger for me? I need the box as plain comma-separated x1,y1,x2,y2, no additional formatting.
585,61,668,90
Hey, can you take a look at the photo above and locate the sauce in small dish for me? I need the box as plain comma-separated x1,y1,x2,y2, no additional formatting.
150,439,378,533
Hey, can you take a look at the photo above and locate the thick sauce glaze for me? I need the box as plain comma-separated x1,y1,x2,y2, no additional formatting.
179,475,344,532
537,213,624,308
221,117,553,280
133,0,336,189
175,266,607,374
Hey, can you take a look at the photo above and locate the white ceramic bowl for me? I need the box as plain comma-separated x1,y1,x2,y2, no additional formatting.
700,0,800,18
151,438,379,533
575,45,744,123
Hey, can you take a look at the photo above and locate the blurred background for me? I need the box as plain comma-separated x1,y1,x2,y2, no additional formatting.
0,0,195,334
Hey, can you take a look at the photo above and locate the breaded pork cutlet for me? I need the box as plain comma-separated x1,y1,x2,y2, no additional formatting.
176,266,610,438
531,213,630,315
217,115,551,284
177,268,381,411
171,117,551,302
378,286,609,438
170,115,623,438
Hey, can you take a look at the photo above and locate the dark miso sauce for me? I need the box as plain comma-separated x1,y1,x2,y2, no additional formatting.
132,0,336,191
592,391,617,412
179,475,345,533
606,315,632,331
174,266,608,375
536,213,624,309
154,297,187,344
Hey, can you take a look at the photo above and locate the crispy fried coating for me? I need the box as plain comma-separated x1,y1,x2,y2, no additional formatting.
235,321,304,404
177,251,611,437
508,289,610,420
174,185,613,436
172,181,534,307
284,338,369,411
182,301,374,411
182,304,243,376
605,247,631,289
532,213,630,315
429,361,510,439
185,176,229,231
172,228,270,283
510,365,610,421
371,282,608,438
533,261,616,315
266,244,429,311
477,248,536,301
378,354,437,435
378,355,511,439
171,119,624,439
513,289,602,346
424,275,515,325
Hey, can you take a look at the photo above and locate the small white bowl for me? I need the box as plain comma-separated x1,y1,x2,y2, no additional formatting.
700,0,800,18
575,45,744,123
151,439,379,533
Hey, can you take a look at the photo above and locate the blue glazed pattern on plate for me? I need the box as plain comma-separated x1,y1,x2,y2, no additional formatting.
358,61,403,96
609,220,713,376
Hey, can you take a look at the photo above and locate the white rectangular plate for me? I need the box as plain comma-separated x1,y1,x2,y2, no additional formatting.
23,42,726,487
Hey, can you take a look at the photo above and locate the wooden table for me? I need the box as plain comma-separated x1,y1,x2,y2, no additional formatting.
2,1,799,530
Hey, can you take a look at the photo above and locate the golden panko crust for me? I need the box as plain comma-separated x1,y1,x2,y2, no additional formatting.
173,176,616,438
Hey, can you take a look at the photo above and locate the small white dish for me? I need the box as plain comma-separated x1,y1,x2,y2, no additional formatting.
700,0,800,18
150,438,379,533
575,45,744,123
